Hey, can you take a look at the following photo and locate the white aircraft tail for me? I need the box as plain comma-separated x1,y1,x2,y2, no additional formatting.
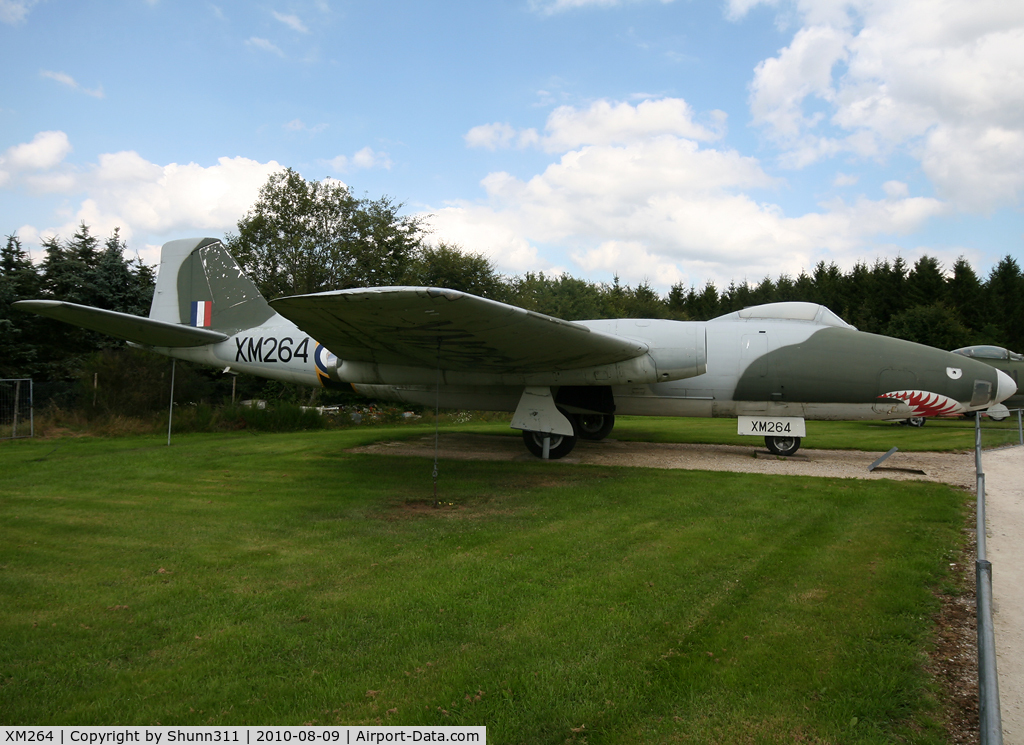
149,238,276,334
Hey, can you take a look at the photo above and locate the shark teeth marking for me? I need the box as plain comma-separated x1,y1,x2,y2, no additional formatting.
879,390,964,417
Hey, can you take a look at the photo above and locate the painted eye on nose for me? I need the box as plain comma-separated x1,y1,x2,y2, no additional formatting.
947,367,963,380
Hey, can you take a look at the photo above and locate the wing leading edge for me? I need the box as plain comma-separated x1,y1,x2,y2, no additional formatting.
270,287,649,373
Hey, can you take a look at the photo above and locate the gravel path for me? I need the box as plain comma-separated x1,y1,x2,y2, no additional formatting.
984,447,1024,744
353,433,977,488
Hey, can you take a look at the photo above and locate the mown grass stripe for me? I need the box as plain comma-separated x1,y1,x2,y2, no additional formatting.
1,427,967,742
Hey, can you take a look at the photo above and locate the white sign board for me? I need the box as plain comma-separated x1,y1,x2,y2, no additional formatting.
737,415,806,437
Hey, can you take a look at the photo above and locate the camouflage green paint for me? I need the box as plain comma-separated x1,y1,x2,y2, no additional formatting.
734,327,1001,404
176,241,275,333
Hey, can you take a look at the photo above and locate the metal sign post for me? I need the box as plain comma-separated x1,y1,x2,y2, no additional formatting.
167,359,176,446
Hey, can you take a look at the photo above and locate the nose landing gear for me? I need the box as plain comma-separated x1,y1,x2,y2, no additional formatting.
765,435,801,456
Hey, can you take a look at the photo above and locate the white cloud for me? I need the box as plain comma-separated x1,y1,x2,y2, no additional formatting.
284,118,328,134
749,25,849,139
4,132,284,263
272,11,308,33
246,37,285,57
744,0,1024,212
427,205,544,272
725,0,775,22
2,131,72,171
529,0,674,14
0,0,36,24
466,98,724,154
323,147,392,173
351,146,390,169
40,70,105,98
542,99,725,151
881,180,908,198
430,97,950,290
572,241,686,287
84,154,282,237
465,123,519,150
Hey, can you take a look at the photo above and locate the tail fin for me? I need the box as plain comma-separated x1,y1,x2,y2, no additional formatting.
149,238,275,334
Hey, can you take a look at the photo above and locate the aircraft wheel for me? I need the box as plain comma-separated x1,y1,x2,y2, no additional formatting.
522,430,578,459
575,413,615,441
989,414,1009,422
765,435,801,457
905,417,926,427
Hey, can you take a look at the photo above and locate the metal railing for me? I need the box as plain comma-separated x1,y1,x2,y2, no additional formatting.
973,409,1022,744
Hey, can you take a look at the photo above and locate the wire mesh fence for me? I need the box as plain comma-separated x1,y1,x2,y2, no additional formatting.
0,379,34,439
977,409,1023,450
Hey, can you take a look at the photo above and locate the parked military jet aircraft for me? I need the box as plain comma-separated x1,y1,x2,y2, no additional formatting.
15,237,1017,459
952,344,1024,419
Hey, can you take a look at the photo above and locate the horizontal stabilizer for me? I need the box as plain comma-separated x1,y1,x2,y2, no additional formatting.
14,300,229,347
271,287,649,372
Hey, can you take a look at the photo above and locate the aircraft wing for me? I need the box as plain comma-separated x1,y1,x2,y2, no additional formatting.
13,300,229,348
270,287,649,372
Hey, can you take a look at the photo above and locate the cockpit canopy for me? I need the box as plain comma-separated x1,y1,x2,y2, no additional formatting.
952,345,1024,362
710,302,856,329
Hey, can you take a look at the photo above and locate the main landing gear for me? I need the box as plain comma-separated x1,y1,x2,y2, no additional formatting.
522,413,616,459
522,429,578,459
575,413,616,441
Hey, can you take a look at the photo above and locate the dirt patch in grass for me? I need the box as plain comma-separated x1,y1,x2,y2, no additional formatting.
932,586,980,744
929,519,981,745
383,497,519,522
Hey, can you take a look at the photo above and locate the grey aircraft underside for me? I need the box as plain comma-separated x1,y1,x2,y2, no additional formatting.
15,237,1017,459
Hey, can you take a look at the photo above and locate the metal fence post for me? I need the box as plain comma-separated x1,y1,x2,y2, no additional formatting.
167,359,176,446
975,414,1003,744
11,379,19,439
0,379,34,440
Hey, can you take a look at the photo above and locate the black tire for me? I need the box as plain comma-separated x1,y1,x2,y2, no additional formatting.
575,413,615,441
905,417,926,427
765,435,801,456
523,429,578,459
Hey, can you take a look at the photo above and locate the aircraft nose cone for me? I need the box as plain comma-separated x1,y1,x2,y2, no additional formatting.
995,369,1017,404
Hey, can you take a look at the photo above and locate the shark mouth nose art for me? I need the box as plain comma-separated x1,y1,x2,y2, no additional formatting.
877,390,964,417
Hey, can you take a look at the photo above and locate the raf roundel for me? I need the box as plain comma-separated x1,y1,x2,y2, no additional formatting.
946,367,963,380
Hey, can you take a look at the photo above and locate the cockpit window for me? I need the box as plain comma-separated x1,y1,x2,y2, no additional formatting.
816,307,853,328
952,345,1017,360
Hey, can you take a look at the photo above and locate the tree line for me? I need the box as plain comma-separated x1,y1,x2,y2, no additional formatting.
2,168,1023,398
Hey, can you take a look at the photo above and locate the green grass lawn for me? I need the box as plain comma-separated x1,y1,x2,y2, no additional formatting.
0,424,975,742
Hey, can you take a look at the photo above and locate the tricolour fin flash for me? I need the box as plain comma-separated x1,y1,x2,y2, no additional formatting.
149,237,275,334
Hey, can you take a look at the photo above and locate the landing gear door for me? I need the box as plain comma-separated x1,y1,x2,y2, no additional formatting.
511,386,575,436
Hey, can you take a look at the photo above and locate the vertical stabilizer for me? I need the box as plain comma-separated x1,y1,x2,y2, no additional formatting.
149,238,275,334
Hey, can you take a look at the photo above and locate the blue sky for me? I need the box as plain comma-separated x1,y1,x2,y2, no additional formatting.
2,0,1023,292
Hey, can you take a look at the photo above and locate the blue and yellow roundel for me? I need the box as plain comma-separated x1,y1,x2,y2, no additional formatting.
314,343,349,389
